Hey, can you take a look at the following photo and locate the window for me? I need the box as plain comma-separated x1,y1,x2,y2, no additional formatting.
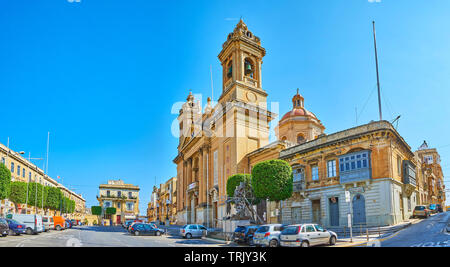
297,134,306,144
117,191,121,197
305,225,316,232
293,168,305,182
311,165,319,181
339,151,370,172
327,160,337,178
117,202,121,209
106,190,110,197
17,165,20,176
397,156,402,176
126,202,134,211
22,168,25,178
314,224,324,232
11,162,14,173
1,157,5,165
104,201,111,208
423,155,433,164
213,150,218,186
128,192,132,199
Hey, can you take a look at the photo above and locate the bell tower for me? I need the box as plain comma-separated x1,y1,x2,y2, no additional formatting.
217,19,267,106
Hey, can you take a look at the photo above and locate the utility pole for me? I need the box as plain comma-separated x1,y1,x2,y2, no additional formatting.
373,21,383,121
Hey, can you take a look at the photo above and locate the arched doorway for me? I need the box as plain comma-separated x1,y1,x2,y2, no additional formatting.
352,194,366,225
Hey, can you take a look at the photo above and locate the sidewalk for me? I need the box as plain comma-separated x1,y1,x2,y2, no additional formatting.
334,218,423,247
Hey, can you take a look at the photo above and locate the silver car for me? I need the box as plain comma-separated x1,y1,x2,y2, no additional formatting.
180,224,207,239
253,224,286,247
280,224,337,247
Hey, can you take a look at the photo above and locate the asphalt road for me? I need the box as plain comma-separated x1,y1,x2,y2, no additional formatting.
381,211,450,247
0,226,231,247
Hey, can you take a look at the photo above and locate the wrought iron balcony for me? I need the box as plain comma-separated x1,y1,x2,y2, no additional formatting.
293,181,304,192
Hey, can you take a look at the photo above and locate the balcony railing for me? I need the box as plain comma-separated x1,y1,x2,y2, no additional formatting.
339,168,371,184
293,181,304,192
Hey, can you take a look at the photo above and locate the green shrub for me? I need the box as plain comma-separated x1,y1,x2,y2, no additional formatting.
226,174,251,197
91,206,102,215
251,159,293,201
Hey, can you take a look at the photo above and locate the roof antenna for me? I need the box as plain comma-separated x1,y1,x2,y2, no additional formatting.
210,65,214,101
373,21,383,121
391,115,401,129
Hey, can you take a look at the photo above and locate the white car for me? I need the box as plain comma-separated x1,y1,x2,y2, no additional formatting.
280,224,337,247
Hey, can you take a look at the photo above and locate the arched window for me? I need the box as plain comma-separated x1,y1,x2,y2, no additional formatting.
297,134,306,144
281,136,287,141
244,58,254,78
227,61,233,79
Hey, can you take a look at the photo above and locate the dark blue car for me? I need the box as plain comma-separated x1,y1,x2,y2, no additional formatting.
6,219,27,236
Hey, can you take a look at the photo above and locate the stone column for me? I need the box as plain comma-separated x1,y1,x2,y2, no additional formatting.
198,149,204,204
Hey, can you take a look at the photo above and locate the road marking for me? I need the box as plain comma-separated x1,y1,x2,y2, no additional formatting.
410,240,450,247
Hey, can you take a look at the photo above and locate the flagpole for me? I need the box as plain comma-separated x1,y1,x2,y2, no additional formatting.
372,21,383,121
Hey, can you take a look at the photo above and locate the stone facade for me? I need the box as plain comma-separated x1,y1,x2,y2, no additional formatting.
97,179,140,225
0,142,86,219
275,121,438,227
174,20,273,227
147,177,177,224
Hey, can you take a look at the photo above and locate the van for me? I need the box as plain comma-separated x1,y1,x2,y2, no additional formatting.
42,216,55,231
6,214,44,235
52,216,66,231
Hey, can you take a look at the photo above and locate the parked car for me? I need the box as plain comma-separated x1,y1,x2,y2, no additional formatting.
413,205,430,218
123,220,134,228
233,225,259,246
253,224,286,247
180,224,207,239
65,219,73,229
0,218,9,237
42,216,54,231
129,223,164,236
5,219,27,236
428,204,438,214
53,216,66,231
6,214,43,235
280,224,337,247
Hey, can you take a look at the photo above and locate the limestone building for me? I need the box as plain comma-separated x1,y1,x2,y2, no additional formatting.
97,179,140,225
174,20,274,226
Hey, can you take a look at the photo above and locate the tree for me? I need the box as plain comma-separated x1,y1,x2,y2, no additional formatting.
226,174,260,204
45,186,61,211
0,163,11,200
251,159,293,222
91,206,102,216
105,207,116,215
251,159,293,201
91,206,102,226
8,182,27,212
226,174,252,198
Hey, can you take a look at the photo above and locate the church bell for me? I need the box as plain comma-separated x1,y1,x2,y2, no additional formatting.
244,62,253,75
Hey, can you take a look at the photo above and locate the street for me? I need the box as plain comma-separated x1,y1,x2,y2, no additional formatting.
0,226,231,247
380,212,450,247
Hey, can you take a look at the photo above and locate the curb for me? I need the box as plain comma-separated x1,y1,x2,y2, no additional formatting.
202,237,232,244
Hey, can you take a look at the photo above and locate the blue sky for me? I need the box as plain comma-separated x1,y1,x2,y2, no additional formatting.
1,0,449,212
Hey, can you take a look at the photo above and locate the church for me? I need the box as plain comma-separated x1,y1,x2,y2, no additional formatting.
173,20,445,228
